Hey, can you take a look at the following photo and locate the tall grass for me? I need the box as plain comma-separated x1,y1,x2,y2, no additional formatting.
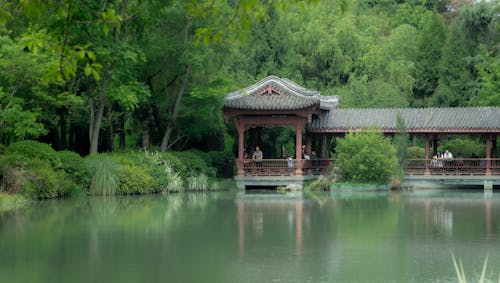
187,173,208,191
165,165,184,193
85,157,119,196
452,253,500,283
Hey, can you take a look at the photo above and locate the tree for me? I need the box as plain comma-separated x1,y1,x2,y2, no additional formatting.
335,130,398,184
413,12,446,105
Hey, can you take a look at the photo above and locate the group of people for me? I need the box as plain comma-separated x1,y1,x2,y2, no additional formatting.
244,145,318,160
430,149,454,167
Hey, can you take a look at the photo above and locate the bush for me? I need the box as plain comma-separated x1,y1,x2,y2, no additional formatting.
0,154,70,199
0,144,6,155
117,165,156,195
335,131,398,184
85,156,119,196
57,150,90,190
208,150,234,176
170,151,216,177
7,140,62,169
408,146,425,159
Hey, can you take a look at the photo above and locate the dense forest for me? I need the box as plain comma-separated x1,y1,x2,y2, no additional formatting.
0,0,498,155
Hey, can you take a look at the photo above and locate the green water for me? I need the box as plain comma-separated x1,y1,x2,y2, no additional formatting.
1,190,499,283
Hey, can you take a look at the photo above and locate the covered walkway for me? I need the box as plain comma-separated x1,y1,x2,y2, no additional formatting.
223,76,500,189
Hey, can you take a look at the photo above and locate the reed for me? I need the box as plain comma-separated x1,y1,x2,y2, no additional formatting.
452,253,500,283
85,157,119,196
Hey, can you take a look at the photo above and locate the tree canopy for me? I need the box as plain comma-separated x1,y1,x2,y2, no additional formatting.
0,0,497,154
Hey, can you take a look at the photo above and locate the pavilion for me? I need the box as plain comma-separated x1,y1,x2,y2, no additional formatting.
223,76,500,189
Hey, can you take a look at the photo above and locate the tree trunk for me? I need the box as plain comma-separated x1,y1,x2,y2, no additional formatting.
59,107,67,149
89,79,109,154
160,64,190,152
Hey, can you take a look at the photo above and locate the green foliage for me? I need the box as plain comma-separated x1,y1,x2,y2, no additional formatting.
56,150,90,190
438,138,485,158
117,165,156,195
0,144,6,155
335,131,398,184
0,154,71,199
7,141,62,169
408,146,425,159
208,150,234,176
169,151,216,177
85,156,119,196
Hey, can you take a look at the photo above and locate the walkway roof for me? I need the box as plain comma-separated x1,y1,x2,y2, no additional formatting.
309,107,500,133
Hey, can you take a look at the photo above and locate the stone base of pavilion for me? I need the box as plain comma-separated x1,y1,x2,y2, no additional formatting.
235,175,319,189
404,175,500,190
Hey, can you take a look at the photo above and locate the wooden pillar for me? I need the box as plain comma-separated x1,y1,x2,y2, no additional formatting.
305,135,312,155
295,120,303,176
424,134,430,175
236,119,245,176
321,135,328,158
486,134,492,175
492,135,497,158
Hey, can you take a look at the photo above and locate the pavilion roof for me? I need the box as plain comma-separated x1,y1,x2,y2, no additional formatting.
310,107,500,133
223,76,338,111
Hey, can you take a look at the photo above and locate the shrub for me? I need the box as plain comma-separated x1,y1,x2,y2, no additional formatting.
0,154,69,199
335,131,398,184
117,165,156,195
85,156,119,196
408,146,425,159
7,140,62,169
208,150,234,177
170,151,216,177
0,144,6,155
57,150,90,190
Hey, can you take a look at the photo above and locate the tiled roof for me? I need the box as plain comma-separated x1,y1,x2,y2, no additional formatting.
224,76,338,110
310,107,500,132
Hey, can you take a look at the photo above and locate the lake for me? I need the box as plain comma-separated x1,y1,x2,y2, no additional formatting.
0,189,499,283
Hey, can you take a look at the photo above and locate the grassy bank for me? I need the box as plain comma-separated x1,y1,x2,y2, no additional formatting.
0,141,234,200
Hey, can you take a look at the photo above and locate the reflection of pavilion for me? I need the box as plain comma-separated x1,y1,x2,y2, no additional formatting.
236,192,306,259
405,196,497,238
223,76,500,189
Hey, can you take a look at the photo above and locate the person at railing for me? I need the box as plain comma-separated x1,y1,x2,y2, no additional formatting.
443,149,453,160
252,146,263,167
430,155,443,168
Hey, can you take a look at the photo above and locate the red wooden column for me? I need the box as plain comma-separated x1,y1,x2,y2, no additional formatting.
305,135,312,155
486,134,492,175
321,135,328,158
236,119,245,176
424,134,430,175
493,135,497,158
295,119,303,176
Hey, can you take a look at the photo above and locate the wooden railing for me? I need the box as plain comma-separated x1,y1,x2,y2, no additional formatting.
236,159,332,176
405,158,500,175
235,158,500,177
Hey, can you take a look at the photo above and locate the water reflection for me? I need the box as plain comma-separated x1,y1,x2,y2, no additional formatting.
1,190,500,283
236,190,305,260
